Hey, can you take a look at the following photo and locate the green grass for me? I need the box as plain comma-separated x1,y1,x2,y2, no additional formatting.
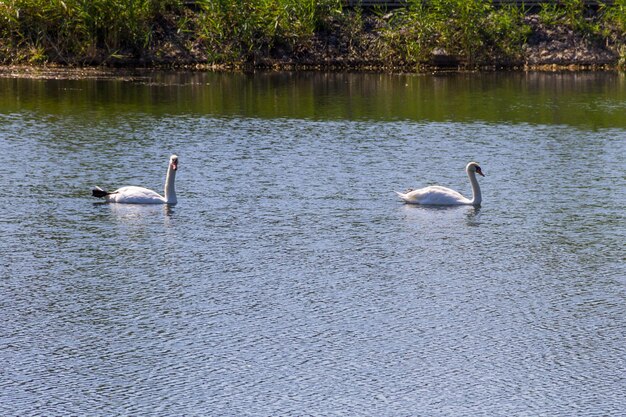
604,0,626,32
0,0,624,68
0,0,181,63
187,0,343,63
382,0,530,67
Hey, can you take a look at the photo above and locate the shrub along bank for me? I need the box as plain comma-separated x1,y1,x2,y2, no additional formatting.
0,0,624,70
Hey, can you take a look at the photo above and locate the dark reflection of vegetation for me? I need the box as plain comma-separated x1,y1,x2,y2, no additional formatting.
1,72,625,129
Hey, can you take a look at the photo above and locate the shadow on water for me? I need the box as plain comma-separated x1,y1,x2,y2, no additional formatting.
1,71,625,128
398,203,482,227
93,202,175,221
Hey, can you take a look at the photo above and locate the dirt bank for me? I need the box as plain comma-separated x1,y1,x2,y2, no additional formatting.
522,15,620,70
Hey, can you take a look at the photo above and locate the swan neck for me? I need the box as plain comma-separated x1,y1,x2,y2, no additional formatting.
467,169,481,205
164,166,177,204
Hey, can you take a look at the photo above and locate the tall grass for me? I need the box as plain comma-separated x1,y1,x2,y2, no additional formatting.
538,0,597,33
189,0,343,63
0,0,624,67
603,0,626,65
383,0,530,66
0,0,181,63
604,0,626,33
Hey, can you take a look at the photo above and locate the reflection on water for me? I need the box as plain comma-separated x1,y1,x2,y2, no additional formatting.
400,203,481,225
1,71,625,128
0,72,625,416
100,202,176,222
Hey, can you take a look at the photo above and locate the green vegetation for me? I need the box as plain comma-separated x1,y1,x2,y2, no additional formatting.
186,0,343,63
0,0,344,65
0,0,624,68
383,0,530,66
0,0,181,63
603,0,626,65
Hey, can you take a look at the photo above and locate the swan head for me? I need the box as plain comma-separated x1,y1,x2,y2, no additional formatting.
169,155,179,171
467,162,484,177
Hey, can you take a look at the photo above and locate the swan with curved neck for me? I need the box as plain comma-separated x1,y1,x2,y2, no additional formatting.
396,162,484,206
92,155,179,205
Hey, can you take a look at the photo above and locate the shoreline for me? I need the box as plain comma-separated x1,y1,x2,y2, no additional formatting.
1,4,624,76
0,61,620,81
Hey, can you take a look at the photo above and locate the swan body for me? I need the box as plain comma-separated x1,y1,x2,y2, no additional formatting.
396,162,484,206
92,155,178,205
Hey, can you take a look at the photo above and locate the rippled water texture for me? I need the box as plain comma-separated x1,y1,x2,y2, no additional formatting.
1,72,625,416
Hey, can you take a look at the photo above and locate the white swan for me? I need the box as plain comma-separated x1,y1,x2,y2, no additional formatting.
396,162,484,206
92,155,179,205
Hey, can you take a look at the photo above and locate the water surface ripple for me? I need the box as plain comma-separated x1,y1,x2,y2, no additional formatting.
0,72,625,416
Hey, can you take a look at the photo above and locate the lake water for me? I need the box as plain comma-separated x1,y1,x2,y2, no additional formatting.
0,71,625,416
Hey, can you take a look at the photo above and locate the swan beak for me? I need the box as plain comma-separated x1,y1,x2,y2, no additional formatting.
476,167,484,177
171,161,178,171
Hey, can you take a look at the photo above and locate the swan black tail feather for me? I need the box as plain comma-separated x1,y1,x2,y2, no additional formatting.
92,186,109,198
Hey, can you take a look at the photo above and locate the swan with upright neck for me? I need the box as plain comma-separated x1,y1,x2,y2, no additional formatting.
396,162,484,206
92,155,179,205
